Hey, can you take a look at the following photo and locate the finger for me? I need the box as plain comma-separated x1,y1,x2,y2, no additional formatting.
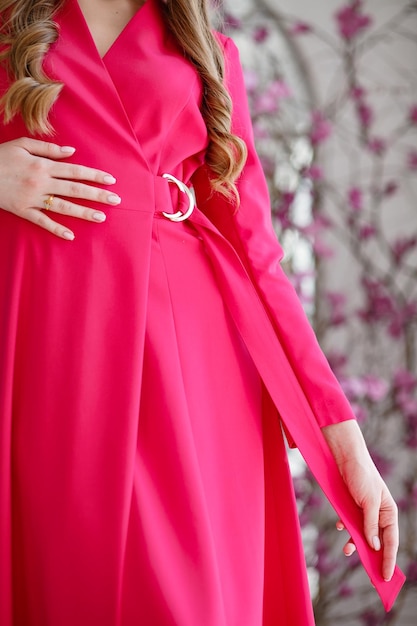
381,520,399,582
49,162,117,186
343,539,357,557
47,179,120,206
362,496,381,552
43,196,107,223
14,137,76,160
24,207,75,240
336,520,345,531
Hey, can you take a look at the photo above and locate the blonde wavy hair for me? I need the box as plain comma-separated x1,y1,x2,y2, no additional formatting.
0,0,247,199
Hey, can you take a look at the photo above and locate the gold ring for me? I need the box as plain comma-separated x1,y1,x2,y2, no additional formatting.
44,195,54,211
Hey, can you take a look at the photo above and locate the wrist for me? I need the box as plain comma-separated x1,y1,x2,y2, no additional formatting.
321,420,369,468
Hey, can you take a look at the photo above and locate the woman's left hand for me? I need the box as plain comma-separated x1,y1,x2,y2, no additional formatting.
322,421,399,582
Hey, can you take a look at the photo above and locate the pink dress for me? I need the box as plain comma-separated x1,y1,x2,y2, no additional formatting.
0,0,404,624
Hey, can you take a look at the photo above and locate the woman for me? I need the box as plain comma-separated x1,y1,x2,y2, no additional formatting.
0,0,404,624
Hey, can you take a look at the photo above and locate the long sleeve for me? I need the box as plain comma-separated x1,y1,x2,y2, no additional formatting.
190,37,407,609
192,36,357,433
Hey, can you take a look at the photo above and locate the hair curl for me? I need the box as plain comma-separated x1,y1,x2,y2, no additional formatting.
0,0,247,200
0,0,65,134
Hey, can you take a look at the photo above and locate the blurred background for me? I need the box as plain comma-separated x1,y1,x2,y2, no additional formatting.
218,1,417,624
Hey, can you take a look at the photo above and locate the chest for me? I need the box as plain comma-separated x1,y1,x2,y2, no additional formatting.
47,0,207,170
76,0,146,58
0,0,208,175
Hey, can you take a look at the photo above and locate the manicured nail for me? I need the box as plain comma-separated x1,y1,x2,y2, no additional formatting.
372,536,381,551
63,231,75,240
93,212,106,222
108,194,121,205
384,577,392,583
103,175,116,184
61,146,76,153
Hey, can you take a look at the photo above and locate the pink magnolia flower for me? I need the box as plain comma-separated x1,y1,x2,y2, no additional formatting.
406,427,417,450
348,186,363,212
350,85,366,101
290,21,312,36
358,277,396,324
358,223,377,240
360,608,381,626
339,584,354,598
340,376,367,399
293,474,313,501
326,350,348,376
362,375,389,402
409,104,417,125
392,235,417,265
254,92,280,115
307,492,324,511
367,448,392,477
393,368,417,393
301,214,333,237
224,14,242,29
350,402,368,424
367,137,386,156
253,26,269,43
397,391,417,418
406,561,417,583
387,301,417,338
356,101,374,128
279,191,295,210
270,80,292,100
252,123,269,141
310,111,333,145
335,1,372,41
383,180,398,196
326,291,346,307
407,149,417,171
289,270,315,293
304,165,324,181
243,68,259,93
254,80,291,115
273,191,295,228
313,238,334,258
325,291,347,326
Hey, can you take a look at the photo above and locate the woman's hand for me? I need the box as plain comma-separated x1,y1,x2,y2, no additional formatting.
322,421,399,582
0,137,122,240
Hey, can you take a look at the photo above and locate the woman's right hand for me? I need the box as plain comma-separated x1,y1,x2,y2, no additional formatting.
0,137,122,240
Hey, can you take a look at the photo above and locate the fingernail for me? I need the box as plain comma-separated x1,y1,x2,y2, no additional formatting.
93,212,106,222
384,577,392,583
61,146,76,153
372,536,381,551
108,194,121,205
63,231,75,241
103,175,116,184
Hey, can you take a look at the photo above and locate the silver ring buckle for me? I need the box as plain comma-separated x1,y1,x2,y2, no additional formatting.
162,173,195,222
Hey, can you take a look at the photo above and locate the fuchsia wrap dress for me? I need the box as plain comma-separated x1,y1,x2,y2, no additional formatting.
0,0,405,624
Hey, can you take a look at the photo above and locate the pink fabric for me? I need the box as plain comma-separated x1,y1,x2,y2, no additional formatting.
0,0,405,623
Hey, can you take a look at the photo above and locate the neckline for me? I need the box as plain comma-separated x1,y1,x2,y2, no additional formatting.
73,0,151,61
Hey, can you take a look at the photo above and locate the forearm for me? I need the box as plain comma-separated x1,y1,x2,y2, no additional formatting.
321,419,372,469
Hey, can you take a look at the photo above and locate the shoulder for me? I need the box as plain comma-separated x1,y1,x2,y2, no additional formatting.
212,31,242,78
213,31,239,56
